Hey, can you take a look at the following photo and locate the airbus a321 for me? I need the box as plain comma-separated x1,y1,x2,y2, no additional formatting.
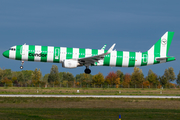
3,32,175,74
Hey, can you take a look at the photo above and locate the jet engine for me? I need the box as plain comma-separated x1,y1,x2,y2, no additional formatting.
62,60,79,68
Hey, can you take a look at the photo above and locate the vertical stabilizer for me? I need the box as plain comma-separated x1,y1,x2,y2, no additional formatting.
148,31,174,57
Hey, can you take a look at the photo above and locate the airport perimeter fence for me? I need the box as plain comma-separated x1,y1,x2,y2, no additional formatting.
0,82,178,89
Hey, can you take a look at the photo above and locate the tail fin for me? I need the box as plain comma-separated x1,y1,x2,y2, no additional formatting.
148,31,174,57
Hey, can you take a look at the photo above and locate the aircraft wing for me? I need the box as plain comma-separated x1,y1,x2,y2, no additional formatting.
78,44,116,65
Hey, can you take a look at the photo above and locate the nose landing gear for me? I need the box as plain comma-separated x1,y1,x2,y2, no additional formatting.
20,61,24,69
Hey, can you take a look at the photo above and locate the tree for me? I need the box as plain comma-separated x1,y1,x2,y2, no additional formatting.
61,72,74,82
177,71,180,86
32,68,42,82
43,74,49,82
17,72,24,82
146,69,159,86
92,72,105,87
105,72,120,87
1,77,12,87
75,73,93,86
48,65,60,83
159,76,168,87
131,67,144,87
0,68,4,80
163,67,176,82
116,70,124,83
22,70,33,81
122,73,131,88
4,69,12,79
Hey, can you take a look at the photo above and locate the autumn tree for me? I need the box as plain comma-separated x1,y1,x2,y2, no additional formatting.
48,65,60,83
122,73,131,88
32,68,42,84
75,73,93,86
105,72,120,88
131,67,144,87
92,72,105,87
116,70,124,83
1,77,12,87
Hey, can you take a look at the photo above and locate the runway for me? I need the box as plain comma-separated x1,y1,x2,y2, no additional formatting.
0,94,180,98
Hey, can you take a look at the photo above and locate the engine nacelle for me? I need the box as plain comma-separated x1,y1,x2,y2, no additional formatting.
62,60,79,68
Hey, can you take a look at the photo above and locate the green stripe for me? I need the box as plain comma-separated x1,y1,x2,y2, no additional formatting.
92,49,98,56
128,52,136,67
41,46,48,62
79,48,85,58
166,32,174,55
28,45,35,61
15,45,22,60
53,47,60,63
141,52,148,66
103,50,110,66
66,48,73,59
154,39,161,64
116,51,123,67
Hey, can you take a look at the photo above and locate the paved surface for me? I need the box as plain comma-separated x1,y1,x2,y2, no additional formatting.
0,95,180,98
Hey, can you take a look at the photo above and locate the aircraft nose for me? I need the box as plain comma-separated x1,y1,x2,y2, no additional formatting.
3,50,9,58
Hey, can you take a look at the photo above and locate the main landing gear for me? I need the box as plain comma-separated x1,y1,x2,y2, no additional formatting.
84,66,91,74
20,61,24,69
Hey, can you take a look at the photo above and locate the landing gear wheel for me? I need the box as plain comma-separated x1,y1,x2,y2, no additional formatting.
20,66,23,69
84,68,91,74
20,61,24,69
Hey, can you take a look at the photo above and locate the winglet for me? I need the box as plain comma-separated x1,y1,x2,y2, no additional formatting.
101,44,107,50
107,43,116,53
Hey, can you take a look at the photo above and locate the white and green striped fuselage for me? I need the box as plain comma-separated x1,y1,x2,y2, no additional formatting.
4,44,175,67
3,31,176,71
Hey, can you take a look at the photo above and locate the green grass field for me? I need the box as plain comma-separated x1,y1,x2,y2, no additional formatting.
0,88,180,119
0,97,180,119
0,87,180,96
0,108,180,120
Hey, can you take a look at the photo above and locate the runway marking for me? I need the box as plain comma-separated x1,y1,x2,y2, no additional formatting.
0,95,180,99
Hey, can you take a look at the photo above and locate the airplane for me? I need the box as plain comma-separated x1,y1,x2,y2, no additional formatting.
3,31,175,74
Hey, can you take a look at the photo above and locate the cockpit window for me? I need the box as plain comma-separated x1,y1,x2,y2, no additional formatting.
9,48,16,51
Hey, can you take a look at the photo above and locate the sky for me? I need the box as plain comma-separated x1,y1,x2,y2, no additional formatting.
0,0,180,78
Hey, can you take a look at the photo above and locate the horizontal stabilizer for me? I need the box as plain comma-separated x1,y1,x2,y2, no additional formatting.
155,57,173,61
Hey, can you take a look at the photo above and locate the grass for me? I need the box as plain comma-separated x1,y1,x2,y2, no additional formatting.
0,108,180,120
0,97,180,119
0,87,180,96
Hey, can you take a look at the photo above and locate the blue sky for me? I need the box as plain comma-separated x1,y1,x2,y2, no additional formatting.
0,0,180,77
